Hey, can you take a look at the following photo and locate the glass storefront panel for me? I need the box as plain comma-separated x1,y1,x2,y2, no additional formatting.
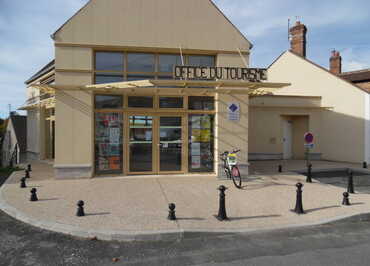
95,52,124,71
159,97,183,108
188,114,214,173
95,73,124,84
128,96,153,108
127,53,155,72
188,55,215,67
95,95,123,109
188,96,215,110
159,54,182,72
160,117,182,171
129,116,153,172
95,113,123,174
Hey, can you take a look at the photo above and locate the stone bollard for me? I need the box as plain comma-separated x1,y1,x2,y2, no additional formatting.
30,188,38,202
347,170,355,194
306,164,312,183
293,183,305,214
216,185,228,221
25,170,30,179
76,200,85,217
342,192,351,206
363,162,368,169
20,177,26,188
168,203,176,220
27,164,32,172
278,165,282,173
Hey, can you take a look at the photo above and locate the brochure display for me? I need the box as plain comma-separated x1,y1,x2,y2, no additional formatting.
95,113,123,173
188,114,214,172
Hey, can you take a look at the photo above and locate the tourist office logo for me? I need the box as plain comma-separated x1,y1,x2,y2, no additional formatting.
173,66,268,82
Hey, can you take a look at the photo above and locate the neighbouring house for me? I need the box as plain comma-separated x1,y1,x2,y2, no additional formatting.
327,50,370,92
1,113,27,167
249,21,370,164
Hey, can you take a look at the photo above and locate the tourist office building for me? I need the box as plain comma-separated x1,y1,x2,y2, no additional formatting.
22,0,289,178
23,1,370,179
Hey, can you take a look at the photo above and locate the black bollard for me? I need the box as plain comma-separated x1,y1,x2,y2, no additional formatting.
342,192,351,206
306,164,312,183
293,183,305,214
27,164,32,172
76,200,85,217
168,203,176,220
30,188,38,202
216,185,228,221
25,170,30,179
363,162,368,169
278,165,282,173
20,177,26,188
347,170,355,194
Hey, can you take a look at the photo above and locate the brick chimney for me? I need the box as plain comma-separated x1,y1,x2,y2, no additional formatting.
329,50,342,74
289,21,307,57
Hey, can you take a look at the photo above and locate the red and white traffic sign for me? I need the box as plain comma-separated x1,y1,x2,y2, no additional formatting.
304,132,314,144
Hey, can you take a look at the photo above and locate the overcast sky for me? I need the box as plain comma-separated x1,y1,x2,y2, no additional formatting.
1,0,370,118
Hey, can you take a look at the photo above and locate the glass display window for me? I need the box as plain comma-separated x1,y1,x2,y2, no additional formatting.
159,97,183,108
95,95,123,109
188,55,215,67
188,114,215,172
95,52,124,71
159,54,182,73
127,53,155,72
128,96,153,108
188,96,215,110
95,112,123,174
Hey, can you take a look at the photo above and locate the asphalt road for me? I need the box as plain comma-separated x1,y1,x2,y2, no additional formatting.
2,208,370,266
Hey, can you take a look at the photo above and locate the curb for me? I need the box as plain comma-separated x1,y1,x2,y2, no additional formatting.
2,171,370,242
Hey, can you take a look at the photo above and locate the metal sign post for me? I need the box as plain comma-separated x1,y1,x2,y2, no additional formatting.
304,133,314,167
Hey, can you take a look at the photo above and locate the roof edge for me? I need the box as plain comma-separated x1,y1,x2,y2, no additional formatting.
271,50,370,94
51,0,92,40
208,0,253,50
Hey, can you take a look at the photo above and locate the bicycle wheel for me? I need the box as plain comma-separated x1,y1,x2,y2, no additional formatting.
231,166,242,188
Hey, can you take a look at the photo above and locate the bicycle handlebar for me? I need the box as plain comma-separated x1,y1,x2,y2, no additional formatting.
220,150,241,156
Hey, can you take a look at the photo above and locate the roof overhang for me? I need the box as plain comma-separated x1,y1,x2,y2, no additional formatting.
30,79,291,96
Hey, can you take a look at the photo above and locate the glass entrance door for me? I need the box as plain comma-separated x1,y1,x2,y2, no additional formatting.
129,116,153,172
159,116,183,172
128,115,183,174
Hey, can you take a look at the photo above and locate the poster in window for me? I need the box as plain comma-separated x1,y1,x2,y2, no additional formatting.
191,156,201,169
109,128,120,144
191,129,202,142
200,129,211,142
201,116,211,129
191,143,201,155
191,116,201,129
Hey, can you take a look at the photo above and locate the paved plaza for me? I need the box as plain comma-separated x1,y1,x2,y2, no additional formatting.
1,160,370,241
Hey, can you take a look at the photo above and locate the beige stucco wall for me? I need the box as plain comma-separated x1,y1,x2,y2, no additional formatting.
265,51,366,163
249,106,322,158
53,0,251,52
54,73,93,167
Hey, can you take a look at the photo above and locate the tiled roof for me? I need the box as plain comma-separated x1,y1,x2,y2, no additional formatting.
340,69,370,83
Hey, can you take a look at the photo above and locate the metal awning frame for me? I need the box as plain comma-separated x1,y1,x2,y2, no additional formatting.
30,79,291,96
